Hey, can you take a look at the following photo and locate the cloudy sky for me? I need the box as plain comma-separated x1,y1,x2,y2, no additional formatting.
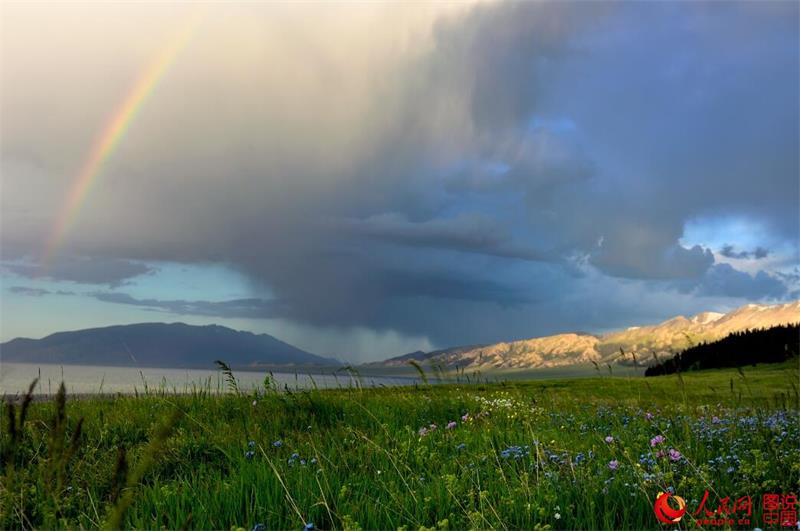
1,1,798,362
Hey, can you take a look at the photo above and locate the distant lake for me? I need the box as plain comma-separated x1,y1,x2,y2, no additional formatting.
0,362,426,396
0,362,645,397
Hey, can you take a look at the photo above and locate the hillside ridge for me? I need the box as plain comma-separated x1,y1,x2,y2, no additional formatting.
376,301,800,370
1,322,338,368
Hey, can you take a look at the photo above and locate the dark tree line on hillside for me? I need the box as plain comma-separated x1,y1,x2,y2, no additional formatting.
644,323,799,377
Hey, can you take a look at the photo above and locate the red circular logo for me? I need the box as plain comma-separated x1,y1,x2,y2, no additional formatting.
654,491,687,524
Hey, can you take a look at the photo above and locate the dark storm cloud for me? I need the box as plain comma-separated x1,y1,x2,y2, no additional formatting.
2,1,797,350
91,292,287,319
89,271,533,323
378,269,535,305
593,240,715,280
339,213,551,262
775,269,800,285
8,286,51,296
7,286,75,296
434,2,610,134
4,254,153,287
693,264,787,300
719,245,770,260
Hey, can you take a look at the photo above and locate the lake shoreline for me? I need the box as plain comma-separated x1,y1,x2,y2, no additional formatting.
0,360,646,397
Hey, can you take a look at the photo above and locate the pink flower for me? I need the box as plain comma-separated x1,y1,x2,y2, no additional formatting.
668,448,682,462
656,450,666,458
604,436,614,444
461,413,470,422
645,412,654,421
650,435,665,447
446,421,457,430
608,460,619,470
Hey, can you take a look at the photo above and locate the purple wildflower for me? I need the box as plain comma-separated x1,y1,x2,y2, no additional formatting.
608,460,619,470
645,412,654,421
461,413,470,422
605,436,614,444
418,427,429,437
668,448,682,462
446,421,457,430
650,435,665,447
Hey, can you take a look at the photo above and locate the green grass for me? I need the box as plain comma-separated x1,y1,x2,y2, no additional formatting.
2,360,799,530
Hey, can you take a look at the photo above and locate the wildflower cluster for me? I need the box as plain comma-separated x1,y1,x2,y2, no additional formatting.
419,414,474,437
287,452,317,467
500,445,529,460
244,440,256,460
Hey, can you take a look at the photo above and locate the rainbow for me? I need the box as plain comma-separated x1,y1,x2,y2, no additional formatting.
41,10,204,266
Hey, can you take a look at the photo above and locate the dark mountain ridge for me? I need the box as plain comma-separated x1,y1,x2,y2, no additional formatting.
0,322,338,369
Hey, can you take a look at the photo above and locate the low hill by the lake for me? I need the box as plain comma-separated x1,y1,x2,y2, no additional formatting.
0,322,339,369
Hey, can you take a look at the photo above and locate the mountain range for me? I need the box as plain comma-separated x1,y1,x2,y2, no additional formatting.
0,322,338,368
375,301,800,370
3,301,798,371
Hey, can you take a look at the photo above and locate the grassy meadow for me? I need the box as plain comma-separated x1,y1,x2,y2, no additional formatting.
2,360,799,530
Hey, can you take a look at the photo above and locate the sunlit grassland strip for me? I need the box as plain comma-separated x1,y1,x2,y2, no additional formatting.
1,360,798,529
